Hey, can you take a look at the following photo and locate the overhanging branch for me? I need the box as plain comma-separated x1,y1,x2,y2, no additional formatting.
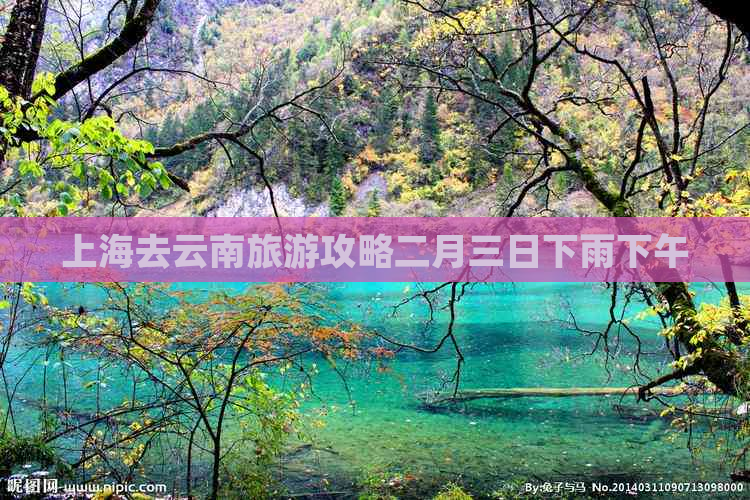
44,0,161,101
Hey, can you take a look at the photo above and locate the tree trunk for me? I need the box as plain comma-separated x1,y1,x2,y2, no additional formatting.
210,435,221,500
570,154,740,396
0,0,48,98
186,420,200,500
0,0,48,167
697,1,750,47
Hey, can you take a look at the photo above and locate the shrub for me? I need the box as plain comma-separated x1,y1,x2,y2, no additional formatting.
434,483,473,500
0,434,65,477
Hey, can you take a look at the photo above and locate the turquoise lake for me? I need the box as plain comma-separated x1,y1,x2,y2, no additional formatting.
7,282,742,498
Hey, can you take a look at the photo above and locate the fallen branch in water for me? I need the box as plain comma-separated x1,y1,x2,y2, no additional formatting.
418,386,709,406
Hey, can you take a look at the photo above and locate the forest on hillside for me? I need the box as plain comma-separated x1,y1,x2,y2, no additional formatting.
2,1,750,499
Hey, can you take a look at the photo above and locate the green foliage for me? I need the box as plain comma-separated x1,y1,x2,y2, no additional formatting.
297,35,321,64
0,74,171,214
57,283,363,497
0,435,65,478
157,0,176,35
288,119,323,199
330,19,344,41
219,369,302,500
158,112,180,148
200,14,221,46
472,40,524,187
329,177,347,215
160,101,221,179
433,483,473,500
367,189,382,217
373,87,401,153
154,0,495,208
325,139,347,179
419,90,442,165
503,163,514,184
553,171,572,195
356,469,399,500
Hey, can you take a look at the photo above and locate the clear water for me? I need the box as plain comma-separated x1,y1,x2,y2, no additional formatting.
280,283,737,497
5,282,742,498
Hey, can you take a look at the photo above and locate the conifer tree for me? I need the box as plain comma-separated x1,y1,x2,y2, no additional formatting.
288,120,318,194
366,189,382,217
324,140,346,183
159,113,180,148
419,90,441,165
329,177,347,216
373,88,400,153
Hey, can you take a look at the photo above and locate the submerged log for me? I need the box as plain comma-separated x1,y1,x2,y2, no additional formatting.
418,386,699,406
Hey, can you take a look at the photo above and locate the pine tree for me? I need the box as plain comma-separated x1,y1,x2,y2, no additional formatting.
144,126,159,147
159,113,180,147
288,120,318,192
158,113,182,177
324,140,346,183
366,189,382,217
419,90,441,164
373,88,400,153
176,101,219,176
329,177,346,216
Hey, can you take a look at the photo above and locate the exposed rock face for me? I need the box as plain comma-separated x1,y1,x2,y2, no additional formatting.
354,173,387,204
551,190,606,216
208,185,328,217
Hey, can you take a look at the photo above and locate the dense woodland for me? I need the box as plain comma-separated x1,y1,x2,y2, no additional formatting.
1,0,750,498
